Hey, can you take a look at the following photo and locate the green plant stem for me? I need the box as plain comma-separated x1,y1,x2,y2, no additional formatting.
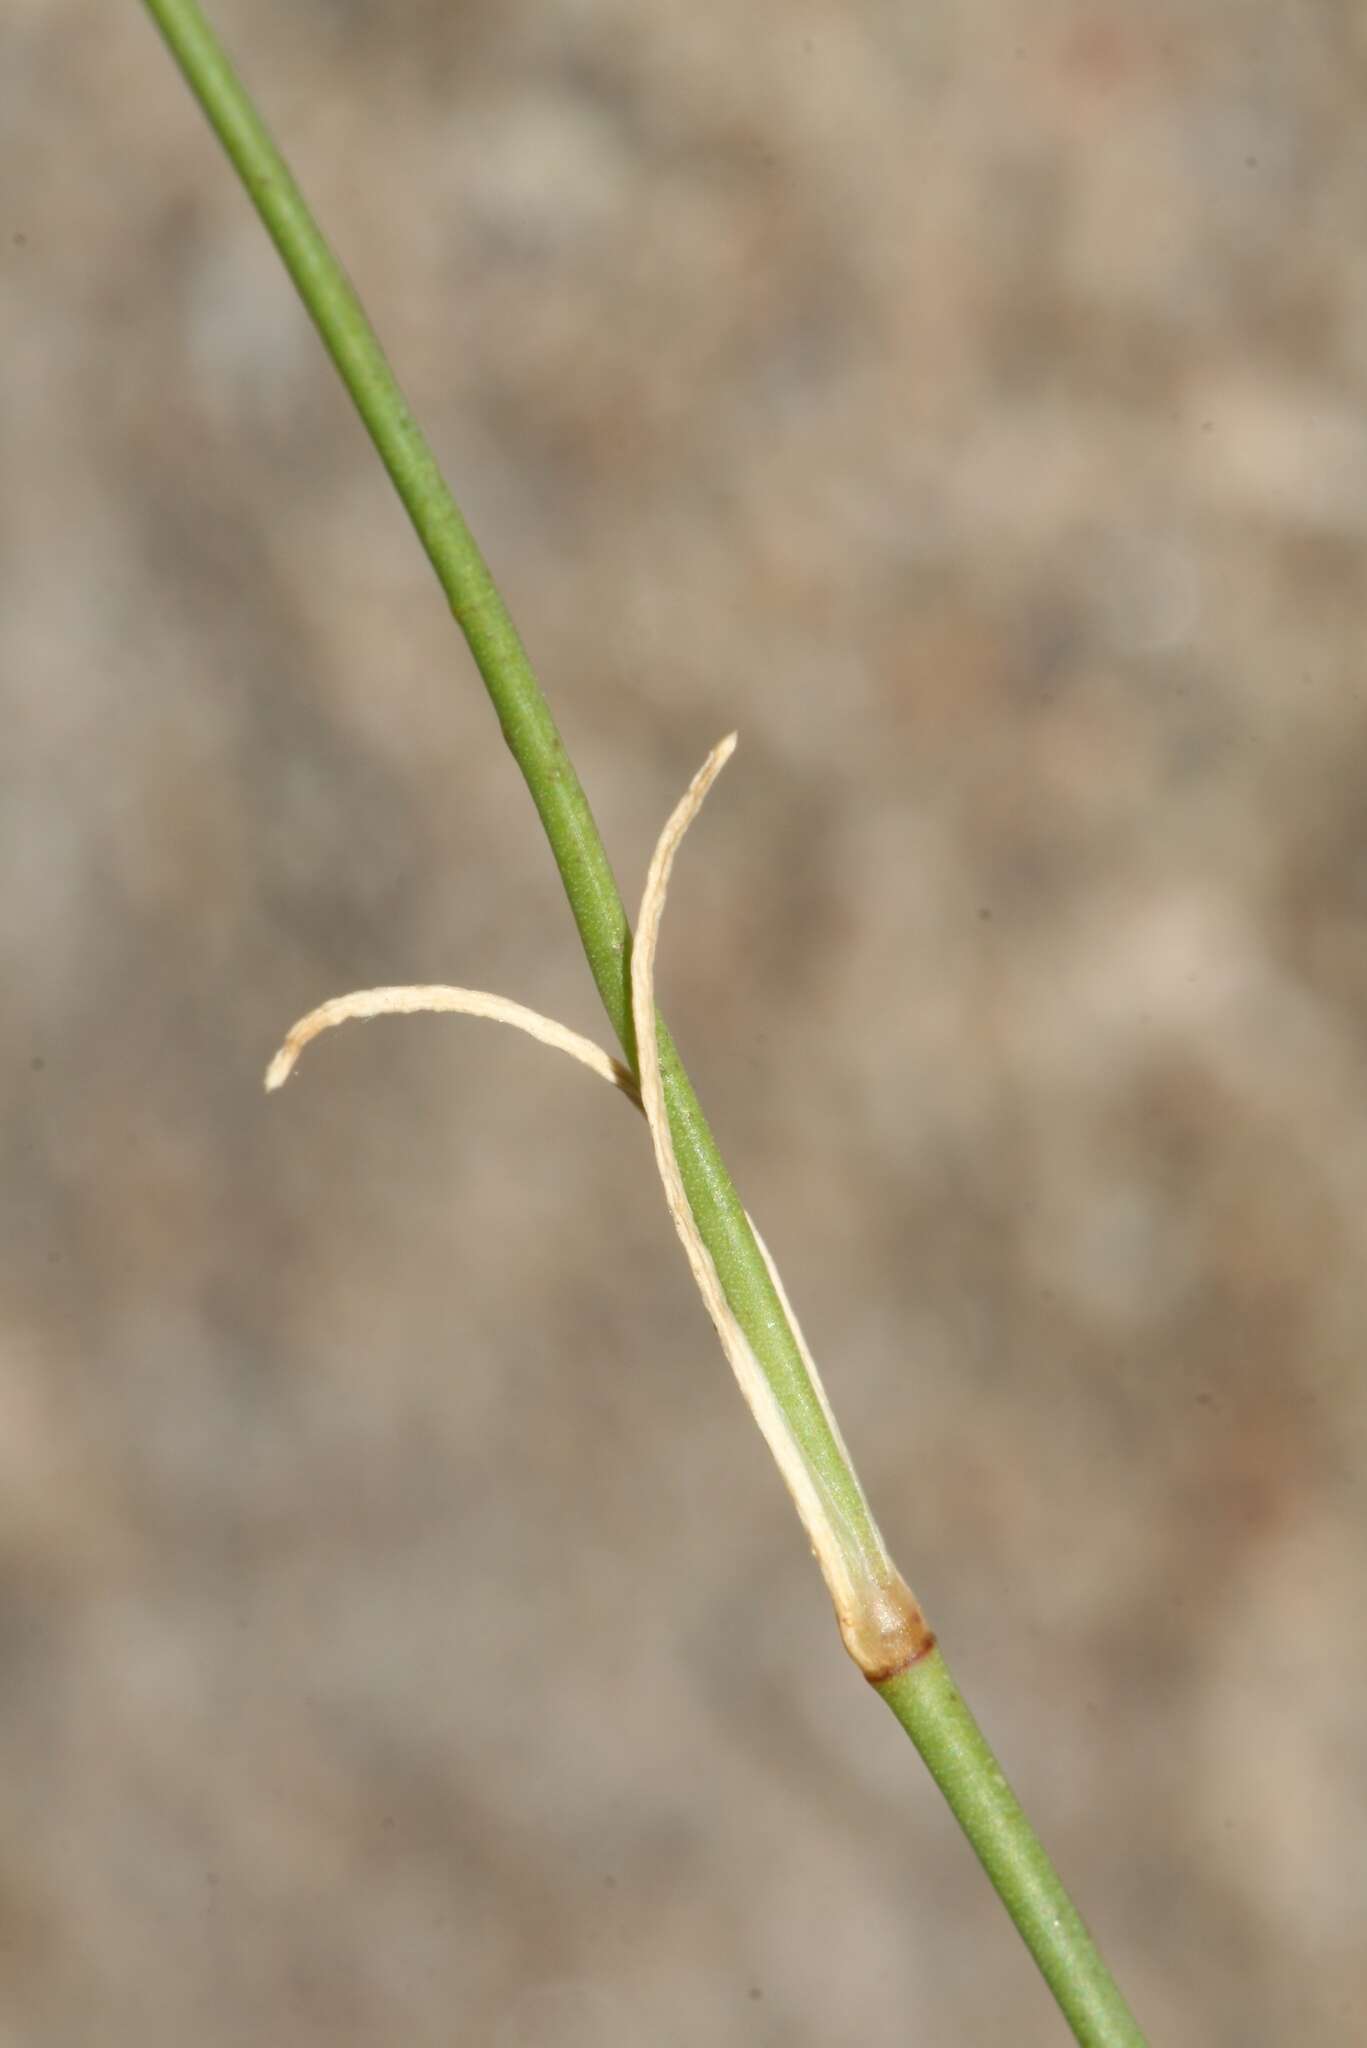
879,1653,1147,2048
139,4,1148,2041
138,0,874,1568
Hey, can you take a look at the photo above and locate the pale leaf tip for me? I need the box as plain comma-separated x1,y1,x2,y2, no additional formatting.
263,1045,297,1093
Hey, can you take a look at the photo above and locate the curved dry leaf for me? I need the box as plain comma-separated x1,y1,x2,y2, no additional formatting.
265,984,638,1103
627,737,927,1680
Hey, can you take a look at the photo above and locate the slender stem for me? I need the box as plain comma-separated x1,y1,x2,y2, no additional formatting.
879,1653,1147,2048
138,4,1149,2040
138,0,876,1572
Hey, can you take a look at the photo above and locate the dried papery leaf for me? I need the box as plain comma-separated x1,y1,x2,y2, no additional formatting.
265,984,639,1102
628,738,927,1678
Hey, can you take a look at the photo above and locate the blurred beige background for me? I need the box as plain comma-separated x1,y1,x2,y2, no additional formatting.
5,2,1367,2041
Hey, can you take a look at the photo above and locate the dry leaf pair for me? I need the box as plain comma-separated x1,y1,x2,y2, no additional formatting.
267,737,930,1682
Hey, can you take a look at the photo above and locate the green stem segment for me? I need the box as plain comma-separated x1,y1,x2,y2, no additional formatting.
138,0,869,1565
879,1653,1148,2048
140,3,1148,2041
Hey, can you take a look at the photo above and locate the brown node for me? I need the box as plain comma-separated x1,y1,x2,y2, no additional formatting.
838,1574,937,1684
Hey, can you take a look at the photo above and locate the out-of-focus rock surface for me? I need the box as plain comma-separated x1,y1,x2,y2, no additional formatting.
5,3,1366,2040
